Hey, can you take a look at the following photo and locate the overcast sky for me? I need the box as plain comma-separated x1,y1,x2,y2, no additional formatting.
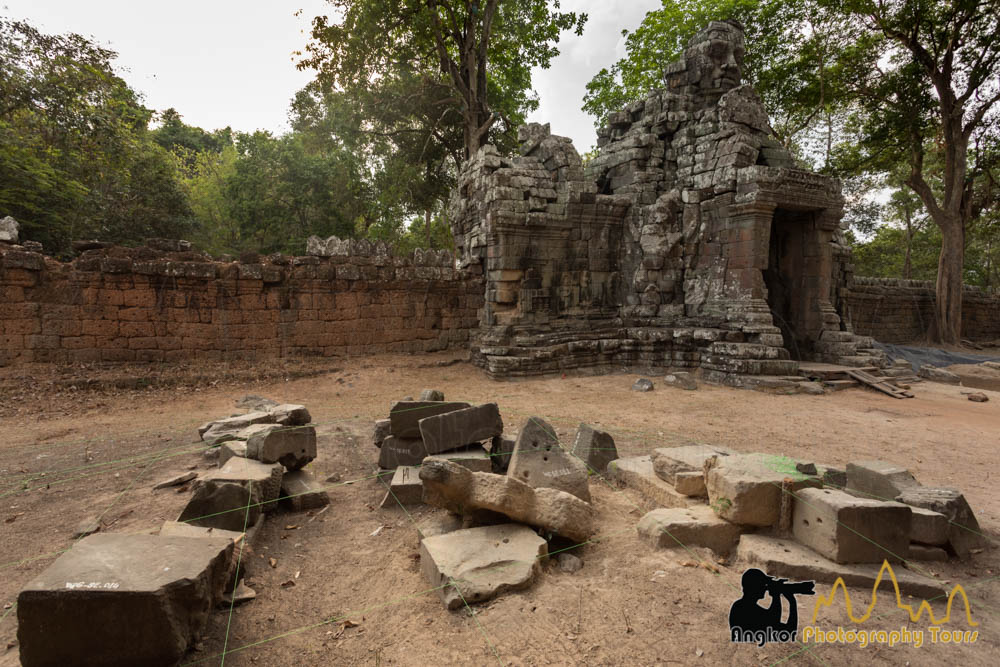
3,0,660,152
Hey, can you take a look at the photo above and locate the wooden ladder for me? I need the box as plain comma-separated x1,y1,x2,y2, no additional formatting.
846,369,914,399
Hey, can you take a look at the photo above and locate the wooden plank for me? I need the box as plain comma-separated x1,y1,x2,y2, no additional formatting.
846,369,914,399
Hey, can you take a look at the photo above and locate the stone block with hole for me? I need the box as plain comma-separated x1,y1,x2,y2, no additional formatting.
792,487,912,564
637,506,742,555
507,416,590,502
419,523,547,610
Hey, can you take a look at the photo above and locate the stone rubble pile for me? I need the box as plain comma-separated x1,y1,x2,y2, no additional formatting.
373,391,617,609
614,446,986,596
16,396,329,667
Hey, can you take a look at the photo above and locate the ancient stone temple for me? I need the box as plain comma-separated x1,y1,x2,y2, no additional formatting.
449,20,883,385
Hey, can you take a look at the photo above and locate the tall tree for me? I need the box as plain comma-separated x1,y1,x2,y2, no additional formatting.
830,0,1000,343
300,0,586,161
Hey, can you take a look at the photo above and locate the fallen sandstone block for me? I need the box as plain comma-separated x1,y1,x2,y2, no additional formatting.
219,440,248,467
418,403,503,454
377,435,428,468
419,524,547,610
267,403,311,426
17,534,233,667
373,419,391,448
201,411,274,445
177,481,261,532
846,460,919,501
637,506,742,555
607,456,704,511
419,458,594,542
792,488,911,564
200,457,284,513
896,486,985,558
917,365,961,384
651,444,733,496
380,466,424,507
705,453,819,526
570,423,619,473
910,506,949,546
425,444,492,472
389,401,470,438
508,416,590,502
245,424,317,470
490,435,516,473
419,389,445,401
280,470,330,512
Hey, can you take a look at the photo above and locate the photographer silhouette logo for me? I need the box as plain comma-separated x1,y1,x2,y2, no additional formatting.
729,568,816,646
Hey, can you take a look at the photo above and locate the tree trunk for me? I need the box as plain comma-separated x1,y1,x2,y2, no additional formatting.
425,209,432,248
902,204,912,280
934,219,965,344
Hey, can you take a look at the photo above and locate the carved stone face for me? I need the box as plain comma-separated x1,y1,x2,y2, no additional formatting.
686,22,746,95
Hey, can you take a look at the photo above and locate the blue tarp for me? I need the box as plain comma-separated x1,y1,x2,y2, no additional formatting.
874,342,1000,371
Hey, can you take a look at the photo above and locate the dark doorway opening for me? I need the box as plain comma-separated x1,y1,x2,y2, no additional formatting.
763,209,810,360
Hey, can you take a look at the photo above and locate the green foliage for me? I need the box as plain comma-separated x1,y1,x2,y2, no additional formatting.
0,18,192,255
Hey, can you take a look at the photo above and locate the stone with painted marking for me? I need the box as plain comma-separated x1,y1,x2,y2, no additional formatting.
507,416,590,502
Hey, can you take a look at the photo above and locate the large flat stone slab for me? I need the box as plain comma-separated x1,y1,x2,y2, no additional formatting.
651,444,734,496
792,488,912,563
419,524,547,610
737,534,946,600
418,403,503,454
201,457,283,512
846,460,920,501
705,453,819,527
389,401,470,438
896,486,985,558
607,456,705,511
419,458,594,542
637,506,742,555
17,534,233,667
507,416,590,502
570,423,619,473
245,424,317,470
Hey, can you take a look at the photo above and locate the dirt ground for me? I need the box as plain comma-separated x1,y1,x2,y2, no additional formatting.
0,352,998,666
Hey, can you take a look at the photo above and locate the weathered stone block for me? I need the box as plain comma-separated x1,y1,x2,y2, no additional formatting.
420,524,547,610
418,403,503,454
792,487,911,564
245,424,316,470
280,470,330,512
377,435,428,468
607,456,704,511
895,486,985,558
419,458,594,542
508,416,590,502
389,401,470,438
846,460,919,501
651,444,733,496
910,506,949,546
267,403,311,425
200,457,283,513
201,411,274,445
177,481,261,532
705,453,818,527
380,465,423,507
373,418,391,448
17,534,233,667
569,423,618,473
425,444,492,472
637,506,742,554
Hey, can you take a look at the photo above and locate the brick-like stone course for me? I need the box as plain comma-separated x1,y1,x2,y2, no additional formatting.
0,241,481,365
